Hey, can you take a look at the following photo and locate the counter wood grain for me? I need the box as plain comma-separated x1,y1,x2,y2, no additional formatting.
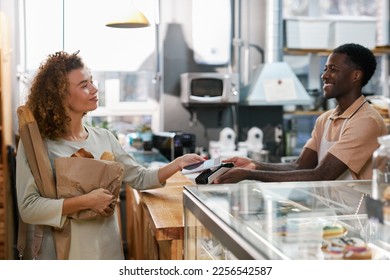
126,171,195,260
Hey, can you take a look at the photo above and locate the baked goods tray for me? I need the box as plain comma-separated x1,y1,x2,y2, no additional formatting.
245,213,390,259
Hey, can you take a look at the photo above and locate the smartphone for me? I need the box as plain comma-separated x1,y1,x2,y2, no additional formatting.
181,157,222,175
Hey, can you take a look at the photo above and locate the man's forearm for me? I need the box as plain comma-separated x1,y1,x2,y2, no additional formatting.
246,168,320,182
253,161,298,172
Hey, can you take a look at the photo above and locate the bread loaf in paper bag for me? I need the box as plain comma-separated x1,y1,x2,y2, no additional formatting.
55,149,123,219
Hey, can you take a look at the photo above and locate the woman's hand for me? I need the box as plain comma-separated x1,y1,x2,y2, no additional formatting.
85,188,117,216
62,188,117,217
157,153,205,183
176,153,205,170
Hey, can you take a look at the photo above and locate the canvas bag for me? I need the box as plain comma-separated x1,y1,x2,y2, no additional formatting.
17,106,58,259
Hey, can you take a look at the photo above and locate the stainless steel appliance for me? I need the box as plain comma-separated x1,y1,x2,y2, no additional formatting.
180,72,239,106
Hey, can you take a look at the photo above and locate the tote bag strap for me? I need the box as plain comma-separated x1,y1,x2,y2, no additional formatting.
16,106,57,259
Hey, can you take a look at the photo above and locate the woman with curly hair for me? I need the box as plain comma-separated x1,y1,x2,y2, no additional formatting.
16,51,204,259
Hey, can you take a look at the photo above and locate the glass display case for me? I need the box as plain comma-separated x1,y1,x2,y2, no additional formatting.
183,180,390,260
128,149,169,167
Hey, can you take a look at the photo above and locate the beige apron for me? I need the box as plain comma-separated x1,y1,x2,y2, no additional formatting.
318,118,353,180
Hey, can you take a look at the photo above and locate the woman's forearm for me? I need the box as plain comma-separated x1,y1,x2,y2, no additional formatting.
62,195,91,216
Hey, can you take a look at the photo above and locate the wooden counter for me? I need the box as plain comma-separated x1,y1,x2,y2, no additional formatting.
125,172,195,260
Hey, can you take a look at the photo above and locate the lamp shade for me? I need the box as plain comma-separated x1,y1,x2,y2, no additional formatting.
106,9,150,28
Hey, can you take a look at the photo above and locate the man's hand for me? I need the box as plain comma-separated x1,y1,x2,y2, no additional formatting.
222,157,256,170
213,168,250,184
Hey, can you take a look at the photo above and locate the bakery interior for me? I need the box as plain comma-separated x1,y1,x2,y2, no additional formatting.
1,0,390,260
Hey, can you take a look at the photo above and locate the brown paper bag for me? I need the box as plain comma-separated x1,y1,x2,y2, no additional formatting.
53,157,124,259
55,157,124,219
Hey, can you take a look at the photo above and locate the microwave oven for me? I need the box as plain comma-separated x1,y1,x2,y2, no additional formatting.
180,72,239,106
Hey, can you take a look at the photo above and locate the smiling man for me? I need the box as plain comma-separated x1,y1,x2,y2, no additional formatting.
214,43,388,183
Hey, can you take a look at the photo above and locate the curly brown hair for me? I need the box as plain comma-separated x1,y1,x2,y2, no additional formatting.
26,51,84,140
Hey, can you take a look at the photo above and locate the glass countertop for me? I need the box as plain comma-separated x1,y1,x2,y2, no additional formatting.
184,180,390,259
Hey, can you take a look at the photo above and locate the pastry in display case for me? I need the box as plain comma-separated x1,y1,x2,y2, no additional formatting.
183,180,390,260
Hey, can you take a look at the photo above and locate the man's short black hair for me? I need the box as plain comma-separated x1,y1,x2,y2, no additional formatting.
332,43,376,87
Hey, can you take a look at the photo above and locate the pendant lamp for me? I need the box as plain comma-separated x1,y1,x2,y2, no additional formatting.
105,2,150,28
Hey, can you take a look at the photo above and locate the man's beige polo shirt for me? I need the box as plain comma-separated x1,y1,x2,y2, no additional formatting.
304,95,388,180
